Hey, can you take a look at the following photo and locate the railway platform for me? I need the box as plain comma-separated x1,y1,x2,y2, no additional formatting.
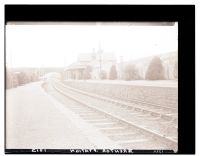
6,81,105,149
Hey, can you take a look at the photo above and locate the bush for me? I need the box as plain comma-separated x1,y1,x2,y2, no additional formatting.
17,72,30,85
6,69,40,89
145,56,165,80
6,72,13,89
123,64,140,80
6,71,19,89
109,65,118,80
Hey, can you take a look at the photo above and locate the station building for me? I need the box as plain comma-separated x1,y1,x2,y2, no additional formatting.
64,50,117,80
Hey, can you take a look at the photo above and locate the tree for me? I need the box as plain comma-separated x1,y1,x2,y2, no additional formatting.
99,70,107,80
30,72,39,82
123,64,140,80
17,72,31,85
6,71,19,88
145,56,165,80
109,65,118,80
12,73,19,87
173,61,178,79
6,71,13,89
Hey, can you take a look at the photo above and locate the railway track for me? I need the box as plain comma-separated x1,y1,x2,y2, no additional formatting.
63,81,177,110
57,81,177,124
43,80,178,151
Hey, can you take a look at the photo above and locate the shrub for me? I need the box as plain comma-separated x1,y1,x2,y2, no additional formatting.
145,56,165,80
109,65,118,80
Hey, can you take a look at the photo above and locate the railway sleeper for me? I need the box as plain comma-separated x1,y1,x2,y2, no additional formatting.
52,82,178,151
101,128,133,134
108,133,146,141
161,114,174,121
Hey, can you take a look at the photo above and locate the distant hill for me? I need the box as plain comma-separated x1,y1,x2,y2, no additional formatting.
6,67,65,74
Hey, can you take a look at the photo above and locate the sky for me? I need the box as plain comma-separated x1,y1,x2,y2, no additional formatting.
6,22,178,68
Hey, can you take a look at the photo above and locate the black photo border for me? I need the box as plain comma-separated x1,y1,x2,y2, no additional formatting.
4,5,195,154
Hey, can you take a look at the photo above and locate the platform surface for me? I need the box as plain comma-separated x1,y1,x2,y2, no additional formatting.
6,82,95,149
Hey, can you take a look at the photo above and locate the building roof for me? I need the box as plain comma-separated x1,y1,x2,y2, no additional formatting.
64,63,87,71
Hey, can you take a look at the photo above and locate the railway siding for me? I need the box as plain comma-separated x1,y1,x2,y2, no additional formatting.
63,80,178,109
